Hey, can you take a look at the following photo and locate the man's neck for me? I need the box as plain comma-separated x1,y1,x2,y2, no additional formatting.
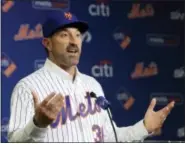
48,57,76,81
61,65,76,81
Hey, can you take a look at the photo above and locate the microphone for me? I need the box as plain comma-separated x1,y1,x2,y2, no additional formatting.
90,92,118,142
95,96,111,110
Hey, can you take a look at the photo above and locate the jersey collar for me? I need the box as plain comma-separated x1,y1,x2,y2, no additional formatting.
43,58,81,82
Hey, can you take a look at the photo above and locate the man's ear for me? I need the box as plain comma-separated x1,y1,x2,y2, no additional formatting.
42,38,52,52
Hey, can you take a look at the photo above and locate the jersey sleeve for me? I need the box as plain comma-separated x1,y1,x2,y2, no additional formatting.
8,81,48,142
91,77,149,142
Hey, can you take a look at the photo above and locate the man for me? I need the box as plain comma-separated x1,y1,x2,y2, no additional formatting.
8,11,175,142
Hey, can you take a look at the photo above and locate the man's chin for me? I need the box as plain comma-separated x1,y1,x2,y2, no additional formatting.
70,59,79,66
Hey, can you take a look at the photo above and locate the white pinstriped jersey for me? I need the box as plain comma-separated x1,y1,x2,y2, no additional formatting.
8,58,149,142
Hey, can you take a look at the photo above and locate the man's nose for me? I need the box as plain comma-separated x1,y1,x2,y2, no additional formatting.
69,36,77,44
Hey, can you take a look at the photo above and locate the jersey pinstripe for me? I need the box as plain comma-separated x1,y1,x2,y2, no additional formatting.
8,59,149,142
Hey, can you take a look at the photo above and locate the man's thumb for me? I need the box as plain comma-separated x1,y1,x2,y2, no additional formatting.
148,98,156,111
31,90,39,109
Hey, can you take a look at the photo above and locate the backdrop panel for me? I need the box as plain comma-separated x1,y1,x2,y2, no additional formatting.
1,0,184,142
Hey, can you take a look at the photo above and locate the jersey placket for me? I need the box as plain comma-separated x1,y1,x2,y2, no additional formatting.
70,78,86,142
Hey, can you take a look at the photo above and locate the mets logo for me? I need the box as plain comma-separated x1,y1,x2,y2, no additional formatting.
64,12,72,20
2,0,15,12
1,52,17,77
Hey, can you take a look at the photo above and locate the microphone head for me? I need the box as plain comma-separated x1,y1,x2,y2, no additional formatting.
95,96,110,110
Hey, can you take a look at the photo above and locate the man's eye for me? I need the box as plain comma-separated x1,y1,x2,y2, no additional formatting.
76,33,82,37
60,33,68,37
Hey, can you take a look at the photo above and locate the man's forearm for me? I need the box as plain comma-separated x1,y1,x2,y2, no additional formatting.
116,120,149,142
8,118,48,142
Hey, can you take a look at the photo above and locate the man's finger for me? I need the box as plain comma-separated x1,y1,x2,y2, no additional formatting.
48,100,64,115
42,92,56,106
158,101,175,115
46,94,64,111
168,101,175,110
46,93,63,105
54,96,65,109
148,98,156,111
31,91,39,109
52,95,64,106
45,95,64,114
45,94,64,115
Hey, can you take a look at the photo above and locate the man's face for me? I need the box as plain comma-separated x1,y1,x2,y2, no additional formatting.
43,27,82,67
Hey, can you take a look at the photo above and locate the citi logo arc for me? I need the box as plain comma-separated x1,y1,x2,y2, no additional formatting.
88,3,110,17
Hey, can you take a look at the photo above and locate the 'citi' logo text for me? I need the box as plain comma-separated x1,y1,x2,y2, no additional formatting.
92,60,113,77
171,10,184,20
88,3,110,17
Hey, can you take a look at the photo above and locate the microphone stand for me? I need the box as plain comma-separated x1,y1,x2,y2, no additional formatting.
90,92,118,142
106,107,118,142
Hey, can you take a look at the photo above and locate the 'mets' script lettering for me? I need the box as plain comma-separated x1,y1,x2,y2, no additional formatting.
50,92,101,128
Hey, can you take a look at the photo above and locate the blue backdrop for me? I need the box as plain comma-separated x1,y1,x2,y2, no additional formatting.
1,0,184,142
